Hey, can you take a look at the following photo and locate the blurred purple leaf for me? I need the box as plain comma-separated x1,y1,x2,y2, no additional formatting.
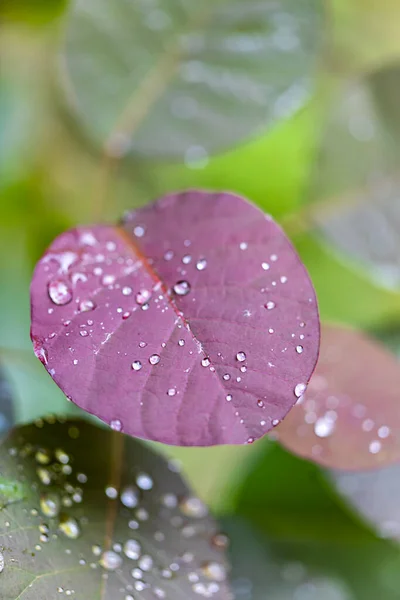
276,324,400,469
0,417,232,599
62,0,323,158
30,190,319,446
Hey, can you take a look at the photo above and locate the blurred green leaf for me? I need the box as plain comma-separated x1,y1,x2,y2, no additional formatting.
62,0,323,158
139,101,324,219
294,236,400,328
331,0,400,72
0,0,67,24
224,517,400,600
230,439,371,542
306,63,400,292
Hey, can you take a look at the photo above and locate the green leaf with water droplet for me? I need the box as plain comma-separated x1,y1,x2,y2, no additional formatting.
0,418,232,599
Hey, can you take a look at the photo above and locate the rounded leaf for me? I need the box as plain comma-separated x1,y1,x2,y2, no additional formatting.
62,0,323,157
30,190,319,446
0,417,232,599
276,324,400,469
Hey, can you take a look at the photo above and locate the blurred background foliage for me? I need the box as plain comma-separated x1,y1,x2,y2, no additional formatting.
1,1,400,598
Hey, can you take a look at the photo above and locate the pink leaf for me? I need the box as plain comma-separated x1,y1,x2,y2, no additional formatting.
276,324,400,469
30,190,319,446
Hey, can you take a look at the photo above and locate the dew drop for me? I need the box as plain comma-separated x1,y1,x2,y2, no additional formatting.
265,301,275,310
59,516,80,539
100,551,122,571
79,299,95,312
202,561,227,582
40,493,60,518
180,496,208,518
134,225,145,238
378,425,390,439
105,486,118,499
122,286,133,296
48,280,72,305
223,374,230,381
236,351,246,362
79,330,88,337
226,394,232,402
124,539,141,560
314,416,335,438
257,400,264,408
178,339,185,347
0,552,4,573
369,440,381,454
136,289,152,305
239,242,248,250
110,419,122,431
149,354,160,365
196,258,207,271
136,473,153,490
201,357,211,367
294,383,306,398
173,280,191,296
164,250,174,261
138,555,154,571
167,388,176,396
121,486,139,508
261,262,270,271
102,274,115,286
131,361,142,371
182,254,192,264
296,345,304,354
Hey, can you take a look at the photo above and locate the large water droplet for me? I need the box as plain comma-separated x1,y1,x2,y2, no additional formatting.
294,383,306,398
48,280,72,305
173,280,191,296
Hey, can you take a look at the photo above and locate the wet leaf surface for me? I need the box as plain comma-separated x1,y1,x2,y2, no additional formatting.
276,324,400,470
30,190,319,446
62,0,323,158
0,418,232,599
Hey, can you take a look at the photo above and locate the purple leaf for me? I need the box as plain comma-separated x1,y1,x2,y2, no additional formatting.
30,190,319,446
0,417,232,599
276,324,400,469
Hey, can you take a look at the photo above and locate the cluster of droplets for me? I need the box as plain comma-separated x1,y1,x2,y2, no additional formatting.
2,418,229,598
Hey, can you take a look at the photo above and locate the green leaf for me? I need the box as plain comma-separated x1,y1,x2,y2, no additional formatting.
224,517,400,600
230,439,371,542
0,418,232,599
62,0,323,158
